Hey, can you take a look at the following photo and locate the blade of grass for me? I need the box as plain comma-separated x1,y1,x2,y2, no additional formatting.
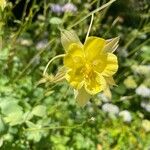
128,38,150,57
68,0,116,29
85,14,94,42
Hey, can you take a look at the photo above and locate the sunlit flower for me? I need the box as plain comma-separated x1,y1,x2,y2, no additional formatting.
142,120,150,132
136,85,150,98
119,110,132,123
132,65,150,76
102,103,119,115
61,30,119,106
98,93,110,102
123,76,137,89
0,0,6,11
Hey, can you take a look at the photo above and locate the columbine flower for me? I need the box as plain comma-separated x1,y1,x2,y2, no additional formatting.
61,30,119,106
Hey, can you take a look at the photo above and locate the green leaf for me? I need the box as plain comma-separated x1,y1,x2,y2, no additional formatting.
32,105,46,117
4,111,23,126
0,116,6,135
25,121,47,142
0,36,2,50
0,138,3,147
0,100,23,116
49,17,63,25
0,47,9,60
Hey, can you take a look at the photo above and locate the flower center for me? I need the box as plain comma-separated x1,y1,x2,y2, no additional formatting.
82,63,94,79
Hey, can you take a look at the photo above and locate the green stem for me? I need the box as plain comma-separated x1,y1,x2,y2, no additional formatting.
85,14,94,42
43,54,65,76
128,38,150,57
68,0,116,29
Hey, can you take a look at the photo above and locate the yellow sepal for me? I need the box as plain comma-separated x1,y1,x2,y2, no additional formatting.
74,88,91,107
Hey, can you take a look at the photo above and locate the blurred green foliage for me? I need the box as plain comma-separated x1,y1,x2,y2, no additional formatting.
0,0,150,149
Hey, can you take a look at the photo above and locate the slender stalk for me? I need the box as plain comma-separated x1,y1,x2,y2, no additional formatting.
43,54,65,76
85,14,94,42
68,0,116,29
24,123,84,131
24,118,94,131
128,38,150,56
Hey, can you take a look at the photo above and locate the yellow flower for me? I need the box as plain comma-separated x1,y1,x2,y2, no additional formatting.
0,0,6,11
61,30,119,106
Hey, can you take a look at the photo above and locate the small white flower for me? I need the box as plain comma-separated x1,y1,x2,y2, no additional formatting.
132,65,150,75
136,85,150,98
141,100,150,112
142,120,150,132
36,40,48,50
98,93,110,102
102,103,119,115
119,110,132,123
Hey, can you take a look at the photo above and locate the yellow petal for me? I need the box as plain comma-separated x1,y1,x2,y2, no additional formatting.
61,30,82,52
0,0,6,11
75,88,91,107
52,67,66,83
92,53,107,73
105,77,116,86
103,77,116,99
102,53,118,77
67,43,84,57
84,36,106,61
103,87,112,99
84,72,106,95
63,43,84,69
66,69,84,89
103,37,119,53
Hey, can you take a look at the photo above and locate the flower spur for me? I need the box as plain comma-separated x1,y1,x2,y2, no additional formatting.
43,30,119,106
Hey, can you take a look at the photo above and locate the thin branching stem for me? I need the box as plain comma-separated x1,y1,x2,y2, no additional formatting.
43,54,65,76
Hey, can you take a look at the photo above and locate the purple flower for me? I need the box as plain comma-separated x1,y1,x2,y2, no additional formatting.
51,4,62,14
62,3,77,13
